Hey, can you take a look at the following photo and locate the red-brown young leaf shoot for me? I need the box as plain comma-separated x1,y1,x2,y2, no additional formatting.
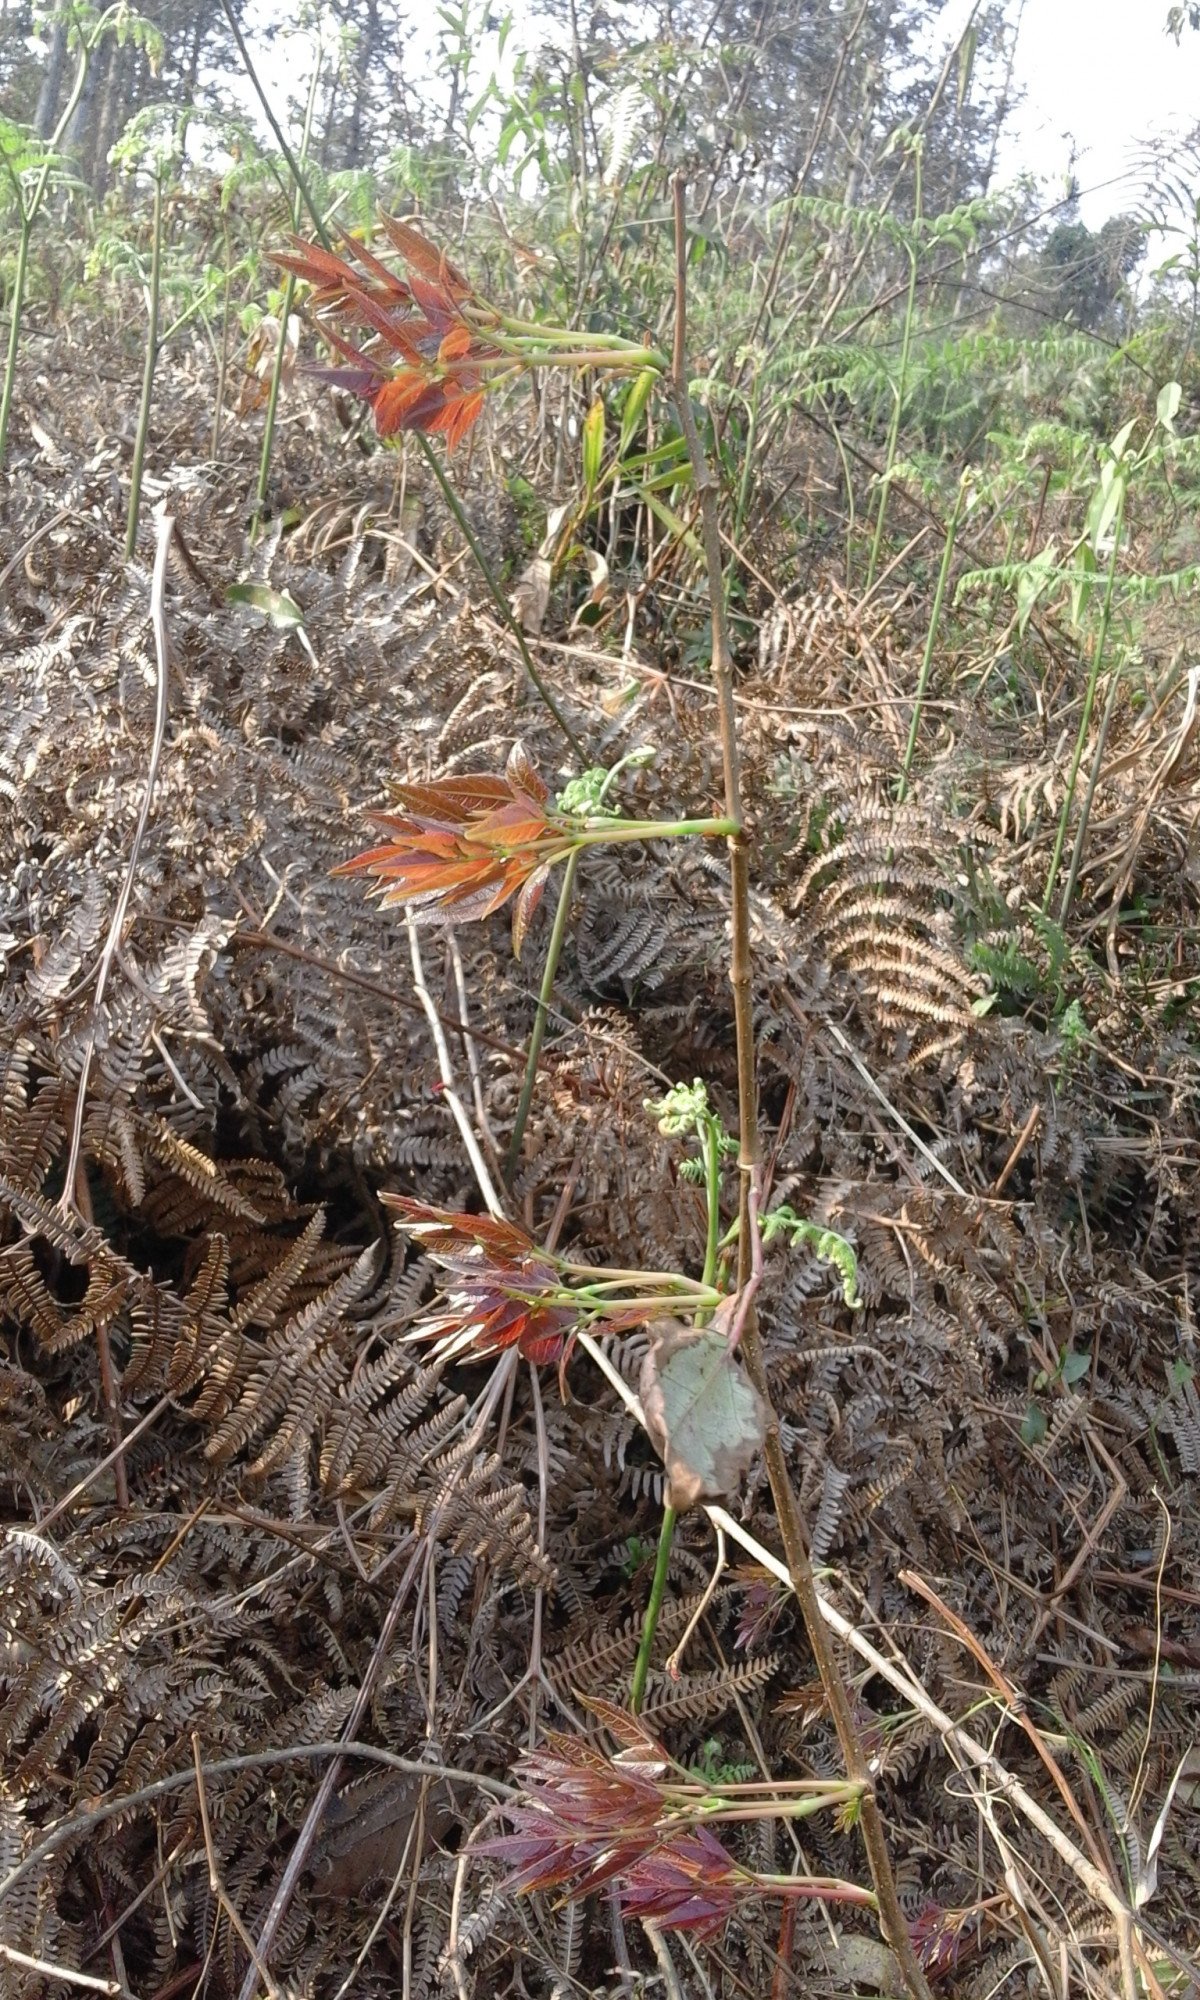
383,1197,576,1365
382,1199,693,1366
480,1719,877,1937
333,744,572,951
273,215,499,448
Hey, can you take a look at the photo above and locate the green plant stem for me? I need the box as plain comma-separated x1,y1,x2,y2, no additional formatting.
0,215,31,467
896,473,966,804
568,1288,716,1320
496,316,663,356
415,434,586,760
701,1124,721,1294
1042,490,1125,916
669,172,935,2000
124,165,165,561
630,1503,676,1713
562,1265,714,1289
492,338,672,370
626,1116,725,1690
586,1290,721,1316
212,222,233,461
252,271,297,531
577,816,737,846
505,847,580,1182
628,1108,730,1712
217,0,330,251
253,53,321,533
750,1871,877,1905
865,144,922,593
1058,645,1125,926
0,5,118,466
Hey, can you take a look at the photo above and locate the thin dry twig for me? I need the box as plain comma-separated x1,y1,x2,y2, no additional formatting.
0,1741,514,1916
404,910,504,1219
0,1942,122,1995
192,1737,285,2000
60,510,175,1216
704,1507,1136,1928
231,1543,430,2000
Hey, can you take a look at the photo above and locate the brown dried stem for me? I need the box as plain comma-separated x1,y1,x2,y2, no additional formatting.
669,171,934,2000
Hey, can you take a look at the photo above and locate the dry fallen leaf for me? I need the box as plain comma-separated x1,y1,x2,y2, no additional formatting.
640,1314,765,1511
510,555,553,634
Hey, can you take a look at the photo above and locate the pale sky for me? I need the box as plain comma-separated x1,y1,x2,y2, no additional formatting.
234,0,1200,241
956,0,1200,228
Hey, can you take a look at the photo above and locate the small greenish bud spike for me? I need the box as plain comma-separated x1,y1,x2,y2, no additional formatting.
556,745,657,820
645,1077,711,1136
556,767,614,818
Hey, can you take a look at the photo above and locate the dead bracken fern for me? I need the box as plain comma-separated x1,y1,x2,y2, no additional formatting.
2,272,1200,1998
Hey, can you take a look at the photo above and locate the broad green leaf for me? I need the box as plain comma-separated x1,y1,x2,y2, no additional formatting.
581,397,605,499
1021,1402,1048,1446
1109,416,1137,462
640,1321,765,1511
1070,541,1096,630
636,486,703,558
226,582,306,629
1060,1349,1091,1386
637,462,695,495
1088,469,1125,557
1016,541,1058,637
1157,380,1182,432
618,369,658,458
956,24,978,109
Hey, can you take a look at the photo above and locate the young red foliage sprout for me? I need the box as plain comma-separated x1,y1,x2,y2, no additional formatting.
383,1198,723,1366
478,1712,876,1937
334,743,737,957
275,213,667,449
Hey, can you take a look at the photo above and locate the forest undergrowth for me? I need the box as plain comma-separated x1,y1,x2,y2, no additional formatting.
4,18,1200,1992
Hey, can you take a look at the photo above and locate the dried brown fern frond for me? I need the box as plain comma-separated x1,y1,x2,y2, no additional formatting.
795,801,981,1061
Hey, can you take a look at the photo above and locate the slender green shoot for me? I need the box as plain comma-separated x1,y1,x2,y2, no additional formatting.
630,1503,677,1714
252,51,322,532
896,473,967,804
217,0,330,250
0,4,132,465
630,1079,730,1711
0,213,32,467
415,434,587,759
865,141,922,593
1042,486,1125,916
505,847,580,1182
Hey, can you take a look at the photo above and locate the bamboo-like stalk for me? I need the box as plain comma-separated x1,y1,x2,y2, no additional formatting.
668,172,935,2000
0,216,31,468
